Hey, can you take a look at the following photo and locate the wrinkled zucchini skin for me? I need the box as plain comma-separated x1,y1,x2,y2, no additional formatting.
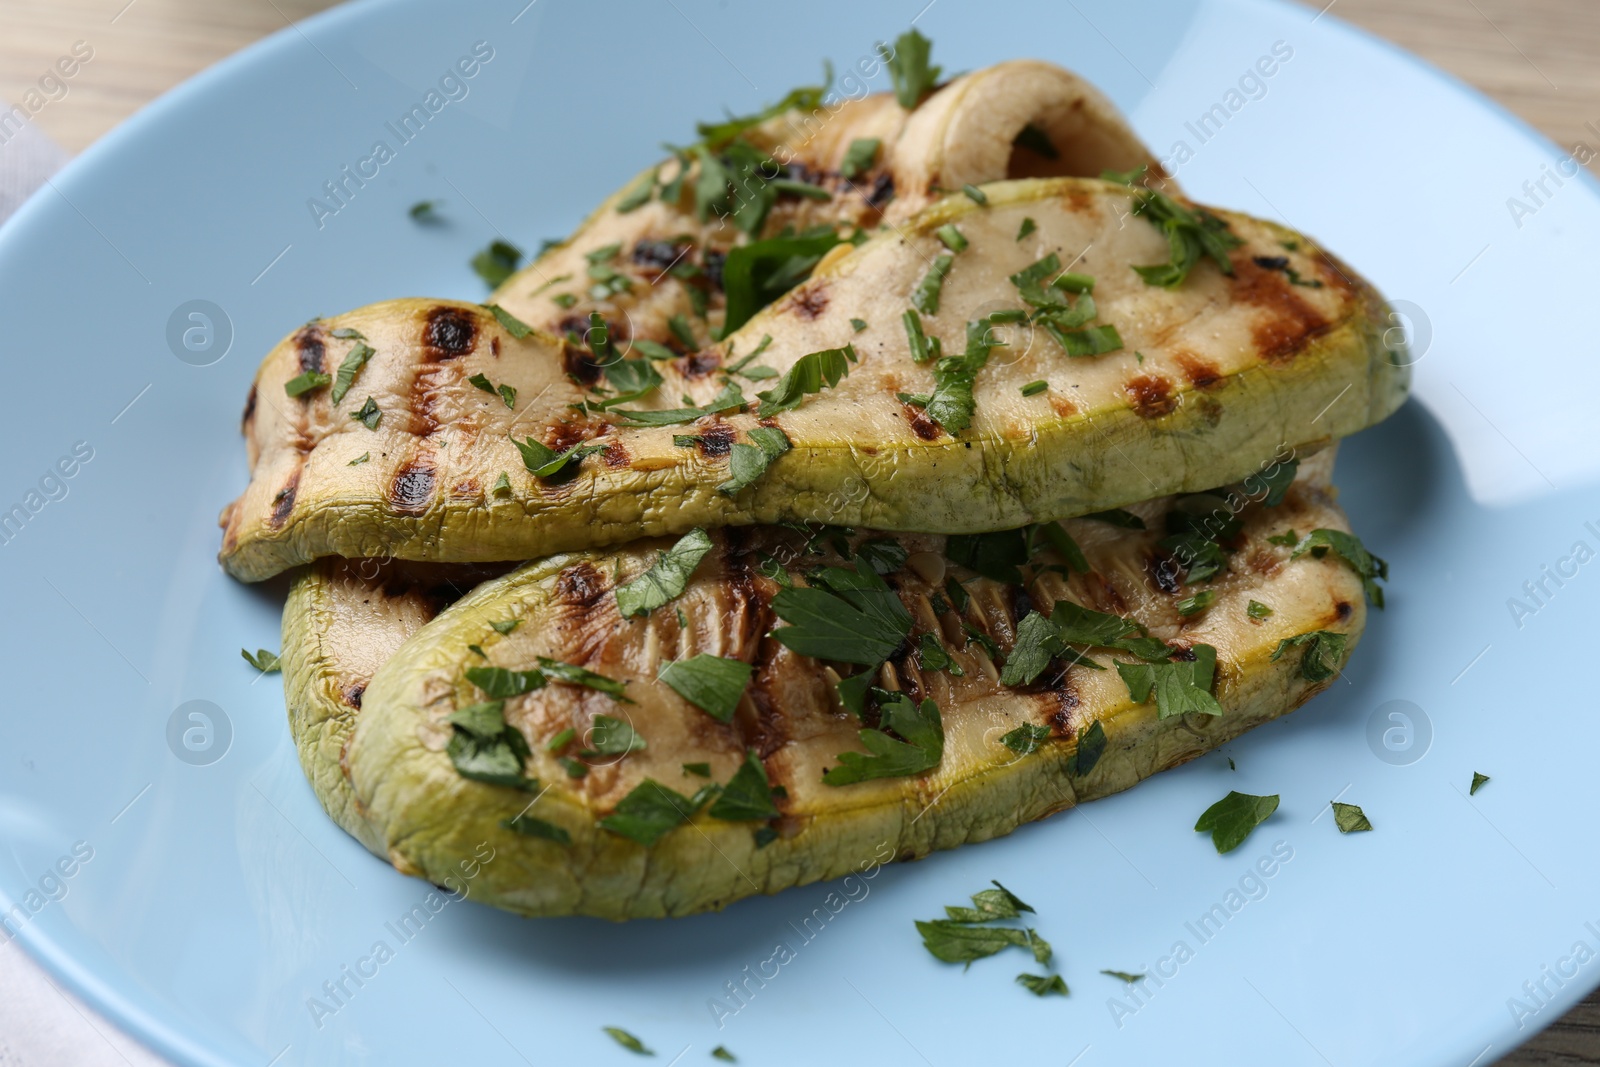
220,180,1408,583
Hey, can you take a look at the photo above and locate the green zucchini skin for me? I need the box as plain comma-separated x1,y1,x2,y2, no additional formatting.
220,179,1407,583
346,453,1365,919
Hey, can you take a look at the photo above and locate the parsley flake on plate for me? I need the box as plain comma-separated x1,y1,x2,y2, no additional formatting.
329,342,374,405
470,238,522,288
1332,801,1373,833
598,780,716,847
1270,630,1348,682
240,648,280,673
717,426,792,494
822,693,944,786
1016,973,1069,997
1194,790,1279,853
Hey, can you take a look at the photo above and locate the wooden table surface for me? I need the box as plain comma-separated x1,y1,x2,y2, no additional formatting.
0,1,1594,1064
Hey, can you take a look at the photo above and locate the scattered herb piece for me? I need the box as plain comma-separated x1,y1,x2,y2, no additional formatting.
718,426,792,494
1271,630,1348,682
1000,722,1051,756
1194,790,1279,854
491,472,511,496
1101,970,1146,983
1291,529,1388,607
1117,644,1223,719
614,379,747,427
916,921,1050,966
912,253,954,315
501,814,570,843
712,1048,736,1063
408,200,441,221
1017,973,1069,997
708,750,780,822
880,28,941,108
468,372,516,409
598,779,715,846
1471,772,1491,795
589,715,647,756
351,396,381,429
1034,521,1090,574
445,701,536,789
1020,379,1048,397
841,137,880,178
961,183,988,205
850,317,869,333
757,345,855,417
1016,217,1037,241
1176,590,1216,616
615,170,655,213
720,230,845,336
1267,529,1299,547
1332,801,1372,833
658,654,753,724
1105,169,1242,288
683,762,712,778
512,436,606,479
470,239,522,288
540,658,630,700
241,648,280,673
615,528,714,617
465,666,546,698
348,452,369,466
1247,600,1273,620
490,619,520,635
1250,457,1299,507
1065,720,1107,776
602,1027,653,1056
822,693,944,785
284,370,331,397
772,565,912,665
329,342,374,404
936,224,969,252
482,303,534,339
946,528,1028,584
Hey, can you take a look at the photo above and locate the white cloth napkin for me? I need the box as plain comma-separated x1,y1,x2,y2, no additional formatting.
0,121,171,1067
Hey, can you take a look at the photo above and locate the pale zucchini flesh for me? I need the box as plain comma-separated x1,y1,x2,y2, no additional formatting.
220,179,1406,581
345,450,1365,919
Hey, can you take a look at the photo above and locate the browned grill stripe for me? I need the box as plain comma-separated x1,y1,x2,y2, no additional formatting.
294,327,326,373
424,306,477,359
389,457,436,515
268,471,299,528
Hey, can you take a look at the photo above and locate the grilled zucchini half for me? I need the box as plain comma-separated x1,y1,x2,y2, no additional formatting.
220,179,1406,581
344,449,1370,919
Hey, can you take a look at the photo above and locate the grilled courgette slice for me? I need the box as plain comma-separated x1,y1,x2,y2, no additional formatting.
221,179,1406,581
344,449,1369,918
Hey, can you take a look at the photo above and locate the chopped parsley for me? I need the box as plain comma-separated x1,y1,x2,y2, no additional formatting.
589,714,646,755
756,345,855,417
1266,528,1299,547
598,779,716,847
946,881,1034,921
718,426,792,494
1117,644,1223,718
501,814,570,843
899,316,1004,434
348,452,369,466
1253,254,1324,288
1000,722,1050,755
470,238,522,288
1249,457,1299,506
490,619,519,634
912,253,954,315
481,303,534,339
1176,590,1216,616
491,472,511,496
601,1027,653,1055
351,396,381,429
918,633,961,675
822,693,944,785
615,170,655,213
468,372,516,410
614,379,747,426
903,308,939,364
540,658,630,700
961,183,988,205
465,665,546,698
936,224,969,253
240,648,280,673
720,230,846,336
946,528,1028,584
1065,720,1107,776
840,137,881,178
712,1048,736,1063
1270,630,1348,682
850,317,869,332
658,654,753,723
1107,169,1241,288
546,727,574,752
1247,600,1273,620
512,436,606,478
445,701,536,790
1332,801,1372,833
683,762,712,778
1020,380,1048,397
1033,521,1090,574
1291,529,1388,607
771,565,912,665
1194,790,1278,854
880,28,941,108
1102,970,1146,984
695,73,830,150
1471,772,1491,795
330,342,374,404
408,200,441,221
1017,973,1069,997
1016,217,1037,241
284,370,331,397
916,920,1050,966
615,528,714,617
998,612,1067,687
708,750,781,822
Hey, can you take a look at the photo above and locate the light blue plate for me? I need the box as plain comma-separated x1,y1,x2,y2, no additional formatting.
2,1,1595,1064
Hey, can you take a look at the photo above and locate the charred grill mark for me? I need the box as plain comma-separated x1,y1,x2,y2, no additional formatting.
269,474,298,528
863,173,894,210
1125,374,1178,419
1040,662,1080,732
424,306,478,359
632,239,686,271
1007,586,1034,625
491,336,501,358
343,684,365,708
389,458,436,515
1047,394,1079,419
697,423,735,458
1230,258,1331,363
562,339,605,385
294,327,326,373
787,283,829,320
1336,600,1353,621
555,561,608,608
1146,551,1181,595
1172,351,1223,390
547,421,593,453
602,440,630,468
451,479,479,498
904,402,943,441
682,350,721,379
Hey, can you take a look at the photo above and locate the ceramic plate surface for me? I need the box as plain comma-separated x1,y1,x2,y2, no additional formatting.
2,1,1596,1064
